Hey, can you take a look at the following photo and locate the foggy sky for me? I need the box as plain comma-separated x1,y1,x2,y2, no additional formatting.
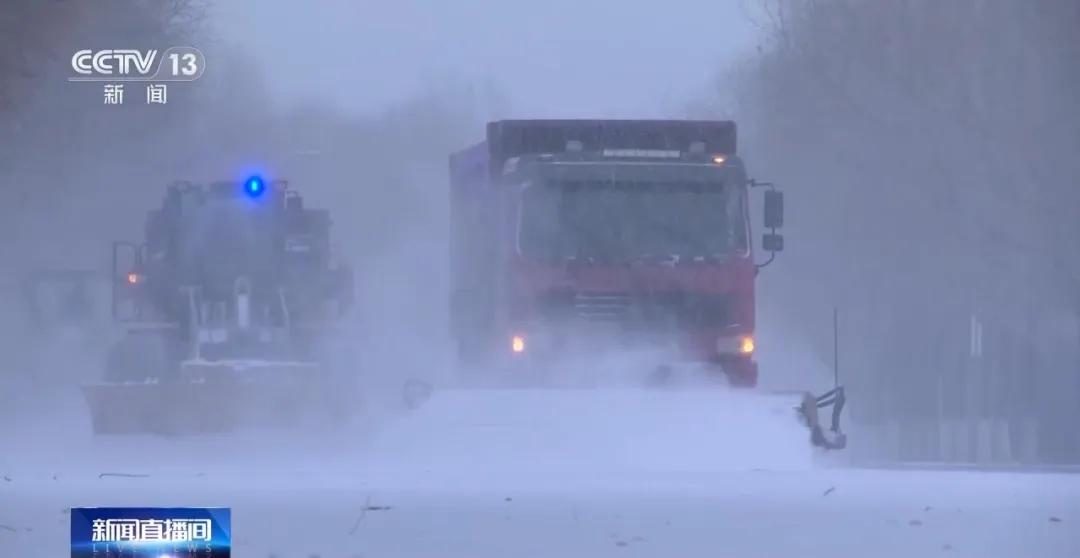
212,0,757,117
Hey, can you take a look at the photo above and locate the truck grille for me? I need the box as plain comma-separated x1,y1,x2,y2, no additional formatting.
573,292,634,322
569,291,732,327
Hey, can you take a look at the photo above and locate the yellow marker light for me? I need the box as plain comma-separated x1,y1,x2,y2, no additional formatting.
712,154,727,165
511,335,526,354
739,336,755,355
126,272,140,285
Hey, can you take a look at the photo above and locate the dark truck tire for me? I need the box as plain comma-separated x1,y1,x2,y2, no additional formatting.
717,356,758,388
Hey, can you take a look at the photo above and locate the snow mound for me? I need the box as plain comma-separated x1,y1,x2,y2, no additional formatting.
364,387,815,475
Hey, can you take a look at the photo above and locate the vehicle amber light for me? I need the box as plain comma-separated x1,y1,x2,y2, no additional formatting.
511,335,526,354
739,336,755,354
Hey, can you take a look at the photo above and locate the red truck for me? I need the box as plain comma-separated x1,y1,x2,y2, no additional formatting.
448,120,785,387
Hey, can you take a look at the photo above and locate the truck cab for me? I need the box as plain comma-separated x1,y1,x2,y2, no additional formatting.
450,120,780,386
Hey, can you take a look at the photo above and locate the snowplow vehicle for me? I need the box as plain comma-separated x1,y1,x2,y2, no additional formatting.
82,177,355,435
448,120,846,450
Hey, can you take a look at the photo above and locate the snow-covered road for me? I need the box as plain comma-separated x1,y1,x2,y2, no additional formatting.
2,387,1078,557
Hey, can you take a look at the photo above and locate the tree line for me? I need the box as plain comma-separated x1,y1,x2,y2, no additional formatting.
716,0,1080,463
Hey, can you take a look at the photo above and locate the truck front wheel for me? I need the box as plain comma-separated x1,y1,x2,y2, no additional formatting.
717,356,758,388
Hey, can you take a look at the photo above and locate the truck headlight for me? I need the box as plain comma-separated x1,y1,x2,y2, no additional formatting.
717,335,754,355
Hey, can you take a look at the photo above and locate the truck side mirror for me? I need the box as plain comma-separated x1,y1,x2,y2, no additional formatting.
764,190,783,229
762,233,784,252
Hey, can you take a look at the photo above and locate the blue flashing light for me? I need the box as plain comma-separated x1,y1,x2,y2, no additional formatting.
243,175,266,198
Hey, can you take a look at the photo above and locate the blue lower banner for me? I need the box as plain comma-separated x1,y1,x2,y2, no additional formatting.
71,507,231,557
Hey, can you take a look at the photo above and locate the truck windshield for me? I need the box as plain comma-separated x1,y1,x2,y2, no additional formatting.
181,200,274,288
519,178,747,262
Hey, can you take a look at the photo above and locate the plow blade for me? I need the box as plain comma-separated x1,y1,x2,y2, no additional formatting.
82,360,351,435
83,382,240,435
367,387,836,474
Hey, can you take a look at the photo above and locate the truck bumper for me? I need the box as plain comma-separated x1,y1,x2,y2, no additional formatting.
494,326,759,387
